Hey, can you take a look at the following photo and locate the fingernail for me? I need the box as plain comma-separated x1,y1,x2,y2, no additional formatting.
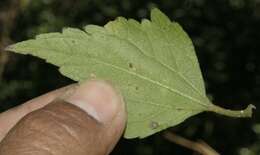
63,80,124,123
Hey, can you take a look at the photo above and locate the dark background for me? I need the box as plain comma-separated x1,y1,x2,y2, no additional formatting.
0,0,259,154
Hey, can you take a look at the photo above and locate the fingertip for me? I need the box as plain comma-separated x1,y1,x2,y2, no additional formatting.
64,80,127,124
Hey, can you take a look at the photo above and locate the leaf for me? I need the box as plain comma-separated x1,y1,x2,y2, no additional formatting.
6,8,254,138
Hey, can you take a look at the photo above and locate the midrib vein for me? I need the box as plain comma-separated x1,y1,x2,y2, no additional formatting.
88,57,208,108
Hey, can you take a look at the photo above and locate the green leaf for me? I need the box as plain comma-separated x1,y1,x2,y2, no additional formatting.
6,8,254,138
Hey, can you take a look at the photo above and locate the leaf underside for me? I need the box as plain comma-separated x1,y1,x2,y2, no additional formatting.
7,8,254,138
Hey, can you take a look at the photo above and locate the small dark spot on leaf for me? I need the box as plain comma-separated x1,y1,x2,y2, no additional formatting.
149,121,159,129
135,86,139,90
176,108,184,111
71,40,75,43
129,63,133,68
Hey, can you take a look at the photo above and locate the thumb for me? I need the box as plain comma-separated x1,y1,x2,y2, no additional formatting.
0,80,127,155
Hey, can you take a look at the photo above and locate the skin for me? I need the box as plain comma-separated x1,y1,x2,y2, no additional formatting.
0,80,127,155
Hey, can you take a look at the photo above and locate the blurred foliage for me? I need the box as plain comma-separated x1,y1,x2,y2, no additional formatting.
0,0,260,154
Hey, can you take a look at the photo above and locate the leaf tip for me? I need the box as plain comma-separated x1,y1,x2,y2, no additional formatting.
150,7,164,18
4,44,16,52
150,8,171,26
150,7,160,14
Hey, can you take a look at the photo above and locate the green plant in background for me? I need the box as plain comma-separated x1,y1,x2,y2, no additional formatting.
6,8,255,139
